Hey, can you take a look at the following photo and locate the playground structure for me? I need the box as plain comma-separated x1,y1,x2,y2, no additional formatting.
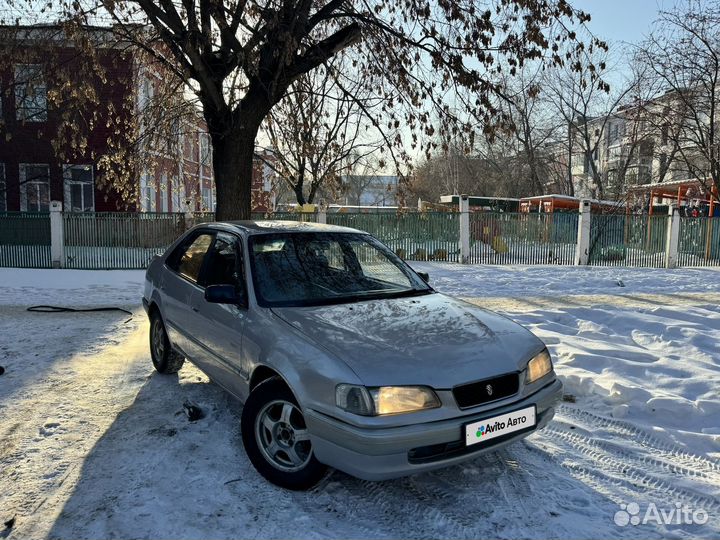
519,194,622,214
627,178,718,217
627,179,719,260
439,195,520,212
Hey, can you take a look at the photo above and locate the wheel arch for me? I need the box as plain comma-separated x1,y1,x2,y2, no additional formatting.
249,365,286,393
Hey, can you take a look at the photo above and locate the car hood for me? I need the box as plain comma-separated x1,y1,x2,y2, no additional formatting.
270,293,544,388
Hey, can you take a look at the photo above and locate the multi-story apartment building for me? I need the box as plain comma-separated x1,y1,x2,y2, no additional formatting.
565,111,654,201
0,24,273,214
566,89,717,208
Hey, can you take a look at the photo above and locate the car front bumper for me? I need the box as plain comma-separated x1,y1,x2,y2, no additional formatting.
305,378,563,480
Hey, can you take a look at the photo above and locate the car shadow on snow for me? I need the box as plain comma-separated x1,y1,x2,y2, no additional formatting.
48,366,634,540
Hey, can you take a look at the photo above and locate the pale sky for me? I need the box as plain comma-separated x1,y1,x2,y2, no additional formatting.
571,0,675,45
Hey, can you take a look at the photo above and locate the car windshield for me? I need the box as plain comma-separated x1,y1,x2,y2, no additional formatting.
248,232,432,307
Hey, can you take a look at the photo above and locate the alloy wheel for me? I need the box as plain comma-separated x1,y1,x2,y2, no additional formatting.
152,317,166,360
254,400,312,472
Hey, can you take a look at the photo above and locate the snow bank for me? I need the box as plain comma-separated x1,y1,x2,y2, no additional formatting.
410,262,720,297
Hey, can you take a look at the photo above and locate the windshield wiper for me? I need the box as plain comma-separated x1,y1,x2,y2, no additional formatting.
378,288,433,299
267,288,433,308
336,288,433,303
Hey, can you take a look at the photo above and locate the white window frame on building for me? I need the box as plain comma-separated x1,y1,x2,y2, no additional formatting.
262,163,273,192
15,64,47,122
201,185,213,212
160,172,169,212
171,176,185,212
138,72,154,111
0,163,6,212
20,163,50,212
63,164,95,212
139,171,156,212
200,133,212,165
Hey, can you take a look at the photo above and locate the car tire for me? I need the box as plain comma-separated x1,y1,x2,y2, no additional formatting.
241,377,327,490
149,311,185,374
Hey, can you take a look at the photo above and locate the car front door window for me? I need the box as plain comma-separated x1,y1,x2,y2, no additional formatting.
175,233,214,284
202,232,245,298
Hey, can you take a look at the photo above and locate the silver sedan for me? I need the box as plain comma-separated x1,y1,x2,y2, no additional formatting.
143,221,562,490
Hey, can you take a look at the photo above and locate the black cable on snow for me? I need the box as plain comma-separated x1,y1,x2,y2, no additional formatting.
26,305,133,322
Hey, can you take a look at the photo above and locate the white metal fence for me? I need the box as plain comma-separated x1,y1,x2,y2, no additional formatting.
0,200,718,269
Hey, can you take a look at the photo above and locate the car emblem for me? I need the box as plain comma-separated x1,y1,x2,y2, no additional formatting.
486,384,493,396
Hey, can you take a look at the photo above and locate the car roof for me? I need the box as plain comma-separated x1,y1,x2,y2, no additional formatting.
205,220,363,235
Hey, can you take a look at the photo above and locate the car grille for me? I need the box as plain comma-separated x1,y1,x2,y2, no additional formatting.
452,372,519,409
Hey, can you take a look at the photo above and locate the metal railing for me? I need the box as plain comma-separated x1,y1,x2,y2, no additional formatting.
468,212,578,265
63,212,187,269
326,212,460,261
1,208,719,270
588,214,669,267
678,217,720,267
0,212,52,268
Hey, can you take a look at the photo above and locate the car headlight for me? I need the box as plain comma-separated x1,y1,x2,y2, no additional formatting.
526,349,553,384
336,384,441,416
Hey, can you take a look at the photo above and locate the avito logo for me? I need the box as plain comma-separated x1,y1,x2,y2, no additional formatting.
476,421,505,437
476,415,528,438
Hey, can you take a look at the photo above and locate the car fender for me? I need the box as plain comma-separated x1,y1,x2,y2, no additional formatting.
242,308,363,418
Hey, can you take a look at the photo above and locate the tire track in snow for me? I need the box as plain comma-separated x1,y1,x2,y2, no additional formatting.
543,424,720,514
558,406,720,476
464,292,720,314
307,443,623,540
307,452,542,539
551,419,717,483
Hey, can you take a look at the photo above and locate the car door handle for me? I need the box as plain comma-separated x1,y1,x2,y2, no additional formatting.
192,307,199,313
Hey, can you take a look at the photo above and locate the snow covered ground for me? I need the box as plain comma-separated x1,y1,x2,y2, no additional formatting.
1,264,719,539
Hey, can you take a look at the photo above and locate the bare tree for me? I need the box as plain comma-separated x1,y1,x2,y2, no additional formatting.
337,153,388,206
409,140,488,202
636,0,720,201
14,0,603,220
495,68,563,196
546,48,632,200
408,136,542,202
259,58,383,206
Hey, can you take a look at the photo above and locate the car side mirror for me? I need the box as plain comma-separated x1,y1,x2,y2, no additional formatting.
417,271,430,283
205,284,246,306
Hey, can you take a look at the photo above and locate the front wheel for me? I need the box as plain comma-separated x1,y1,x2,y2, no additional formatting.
241,377,327,490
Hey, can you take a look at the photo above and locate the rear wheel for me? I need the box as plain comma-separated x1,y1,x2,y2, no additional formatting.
149,311,185,374
241,377,327,490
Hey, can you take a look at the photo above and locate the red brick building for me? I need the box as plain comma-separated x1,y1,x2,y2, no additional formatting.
0,24,273,214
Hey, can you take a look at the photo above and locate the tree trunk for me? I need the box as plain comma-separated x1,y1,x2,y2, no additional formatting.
210,121,261,221
293,181,307,205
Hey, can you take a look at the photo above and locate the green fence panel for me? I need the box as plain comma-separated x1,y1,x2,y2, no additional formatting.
0,212,52,268
678,217,720,267
588,214,667,267
468,212,578,265
326,212,460,261
63,212,187,269
5,209,716,270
